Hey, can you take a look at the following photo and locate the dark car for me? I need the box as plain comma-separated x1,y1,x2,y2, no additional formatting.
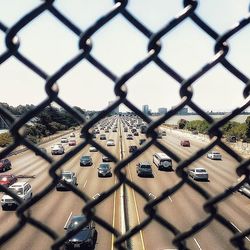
80,156,93,166
180,140,190,147
64,215,97,250
139,139,146,145
102,155,112,162
98,163,112,177
0,159,11,172
136,162,153,177
129,145,137,153
100,134,106,140
133,131,139,136
0,174,17,188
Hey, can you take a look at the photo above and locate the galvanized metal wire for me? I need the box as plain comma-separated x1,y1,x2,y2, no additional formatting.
0,0,249,249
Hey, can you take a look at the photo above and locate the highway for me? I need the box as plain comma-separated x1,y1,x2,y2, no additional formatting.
0,116,249,250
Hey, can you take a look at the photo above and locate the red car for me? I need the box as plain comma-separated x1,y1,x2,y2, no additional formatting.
69,139,76,146
181,140,190,147
0,174,17,187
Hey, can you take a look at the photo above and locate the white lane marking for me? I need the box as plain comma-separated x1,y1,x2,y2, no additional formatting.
230,222,250,242
92,193,100,200
168,196,172,202
193,238,202,250
64,211,72,229
83,180,87,189
148,192,156,200
111,178,117,250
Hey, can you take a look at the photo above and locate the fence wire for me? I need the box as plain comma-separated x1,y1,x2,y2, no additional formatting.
0,0,250,249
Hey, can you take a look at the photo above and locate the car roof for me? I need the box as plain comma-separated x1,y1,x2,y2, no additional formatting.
139,162,151,165
195,168,206,170
10,181,28,187
155,152,170,159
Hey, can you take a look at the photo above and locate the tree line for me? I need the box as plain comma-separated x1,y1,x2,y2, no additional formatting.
177,117,250,141
0,103,94,146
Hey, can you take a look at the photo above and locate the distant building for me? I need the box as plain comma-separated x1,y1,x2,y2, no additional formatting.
158,107,167,115
177,107,188,115
142,105,150,115
108,101,119,114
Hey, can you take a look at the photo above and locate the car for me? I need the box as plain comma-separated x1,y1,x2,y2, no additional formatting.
106,139,115,146
124,127,128,132
139,139,146,145
136,162,153,177
102,155,112,162
105,129,109,133
126,134,133,140
129,145,137,153
70,132,75,138
89,146,98,152
238,183,250,198
112,128,117,132
189,168,208,181
56,171,77,191
227,136,237,143
0,159,11,172
61,137,69,143
69,139,77,146
153,152,173,171
207,151,222,160
1,182,32,209
100,134,106,140
0,174,17,188
181,140,190,147
133,131,139,136
157,132,162,139
64,215,97,250
98,163,112,177
162,131,166,136
80,155,93,166
51,145,64,155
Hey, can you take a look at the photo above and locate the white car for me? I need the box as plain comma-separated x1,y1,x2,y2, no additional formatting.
89,146,98,152
238,183,250,198
106,139,115,146
1,182,32,209
207,151,222,160
189,168,209,181
61,137,68,143
51,145,64,155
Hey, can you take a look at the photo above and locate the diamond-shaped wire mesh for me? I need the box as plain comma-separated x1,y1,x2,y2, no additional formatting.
0,0,249,249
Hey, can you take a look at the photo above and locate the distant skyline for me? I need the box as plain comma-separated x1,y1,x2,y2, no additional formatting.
0,0,250,113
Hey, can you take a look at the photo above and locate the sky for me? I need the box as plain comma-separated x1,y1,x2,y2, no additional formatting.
0,0,250,113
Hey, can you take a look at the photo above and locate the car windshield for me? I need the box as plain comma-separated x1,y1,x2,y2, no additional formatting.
100,164,109,169
141,165,151,169
68,217,88,230
62,173,72,179
9,187,23,195
196,169,206,173
82,156,90,160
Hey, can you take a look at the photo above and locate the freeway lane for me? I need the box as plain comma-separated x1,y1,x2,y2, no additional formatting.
0,129,121,250
122,126,250,250
0,116,249,250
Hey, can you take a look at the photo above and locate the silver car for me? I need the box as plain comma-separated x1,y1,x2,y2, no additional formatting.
238,183,250,198
189,168,209,181
56,171,77,190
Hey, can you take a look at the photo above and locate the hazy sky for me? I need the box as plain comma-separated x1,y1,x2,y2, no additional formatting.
0,0,249,113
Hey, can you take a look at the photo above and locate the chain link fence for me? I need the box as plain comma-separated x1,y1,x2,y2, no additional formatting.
0,0,249,249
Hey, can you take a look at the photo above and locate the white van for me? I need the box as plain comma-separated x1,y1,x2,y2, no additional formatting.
153,153,173,171
1,181,32,209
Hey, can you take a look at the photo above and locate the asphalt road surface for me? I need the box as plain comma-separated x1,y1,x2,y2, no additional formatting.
0,117,249,250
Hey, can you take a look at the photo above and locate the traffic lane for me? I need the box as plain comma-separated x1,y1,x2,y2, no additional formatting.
122,135,183,249
123,135,236,250
156,134,250,225
131,134,250,232
1,141,117,250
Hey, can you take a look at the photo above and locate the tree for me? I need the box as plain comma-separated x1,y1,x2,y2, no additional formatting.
178,119,187,129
